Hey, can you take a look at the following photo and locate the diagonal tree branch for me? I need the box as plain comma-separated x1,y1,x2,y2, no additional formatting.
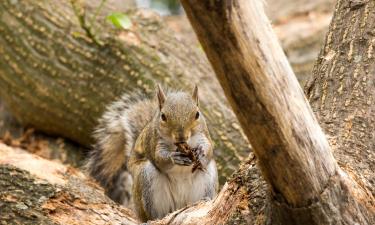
180,0,375,224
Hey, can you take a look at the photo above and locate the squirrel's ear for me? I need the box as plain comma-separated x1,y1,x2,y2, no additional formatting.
192,85,199,106
156,84,166,110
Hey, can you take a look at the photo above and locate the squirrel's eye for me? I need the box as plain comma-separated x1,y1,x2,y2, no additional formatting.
161,113,167,122
195,111,200,120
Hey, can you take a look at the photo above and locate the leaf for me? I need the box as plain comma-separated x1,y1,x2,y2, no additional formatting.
107,13,132,30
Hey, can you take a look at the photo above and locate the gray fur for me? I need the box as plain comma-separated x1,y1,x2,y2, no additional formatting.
85,91,155,205
85,87,218,222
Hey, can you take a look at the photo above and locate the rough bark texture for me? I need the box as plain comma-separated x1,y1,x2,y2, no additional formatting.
0,144,139,225
0,143,261,225
0,0,250,184
181,0,375,224
1,0,375,224
305,0,375,198
181,0,336,206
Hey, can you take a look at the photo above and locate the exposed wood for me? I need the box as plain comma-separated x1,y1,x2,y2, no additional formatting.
1,0,375,224
181,0,375,224
0,144,139,225
149,155,258,225
0,143,261,225
0,0,250,185
181,0,336,206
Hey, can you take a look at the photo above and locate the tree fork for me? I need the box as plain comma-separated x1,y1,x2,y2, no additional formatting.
1,0,374,224
181,0,374,223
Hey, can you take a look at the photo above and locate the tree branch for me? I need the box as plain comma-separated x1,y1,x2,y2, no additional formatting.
181,0,336,207
180,0,375,224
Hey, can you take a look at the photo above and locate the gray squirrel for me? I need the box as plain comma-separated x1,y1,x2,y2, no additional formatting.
85,84,218,221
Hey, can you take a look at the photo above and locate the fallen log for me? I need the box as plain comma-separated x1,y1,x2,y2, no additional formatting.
0,143,139,225
0,0,250,185
0,143,264,225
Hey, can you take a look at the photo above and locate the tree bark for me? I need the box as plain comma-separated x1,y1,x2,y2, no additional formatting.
0,0,250,184
305,0,375,199
181,0,374,224
0,143,262,225
1,0,375,224
0,144,139,225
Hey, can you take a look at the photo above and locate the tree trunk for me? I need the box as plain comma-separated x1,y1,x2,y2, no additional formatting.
305,0,375,198
181,0,374,224
0,0,250,184
1,0,375,225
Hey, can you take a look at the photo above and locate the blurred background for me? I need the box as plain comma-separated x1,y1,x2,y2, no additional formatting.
129,0,335,84
134,0,182,15
0,0,335,182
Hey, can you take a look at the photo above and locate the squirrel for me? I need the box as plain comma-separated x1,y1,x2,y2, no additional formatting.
85,84,218,222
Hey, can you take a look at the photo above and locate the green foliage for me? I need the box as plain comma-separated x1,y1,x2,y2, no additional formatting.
107,12,132,29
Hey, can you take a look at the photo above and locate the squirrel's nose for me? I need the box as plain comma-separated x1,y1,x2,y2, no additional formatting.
174,134,187,145
173,129,188,143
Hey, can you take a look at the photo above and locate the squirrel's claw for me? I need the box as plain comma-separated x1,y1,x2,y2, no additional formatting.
170,152,193,166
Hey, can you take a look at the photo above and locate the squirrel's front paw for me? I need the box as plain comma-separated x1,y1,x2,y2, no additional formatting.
192,145,206,172
170,152,193,166
194,145,205,161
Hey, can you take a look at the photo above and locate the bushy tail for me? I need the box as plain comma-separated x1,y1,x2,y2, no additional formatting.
85,92,155,205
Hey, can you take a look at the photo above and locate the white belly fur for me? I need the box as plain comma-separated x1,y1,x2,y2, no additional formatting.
151,160,217,219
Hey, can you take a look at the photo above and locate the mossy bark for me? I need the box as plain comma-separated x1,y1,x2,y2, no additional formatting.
0,0,250,184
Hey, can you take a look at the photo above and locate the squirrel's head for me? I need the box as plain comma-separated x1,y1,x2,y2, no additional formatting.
156,84,201,145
